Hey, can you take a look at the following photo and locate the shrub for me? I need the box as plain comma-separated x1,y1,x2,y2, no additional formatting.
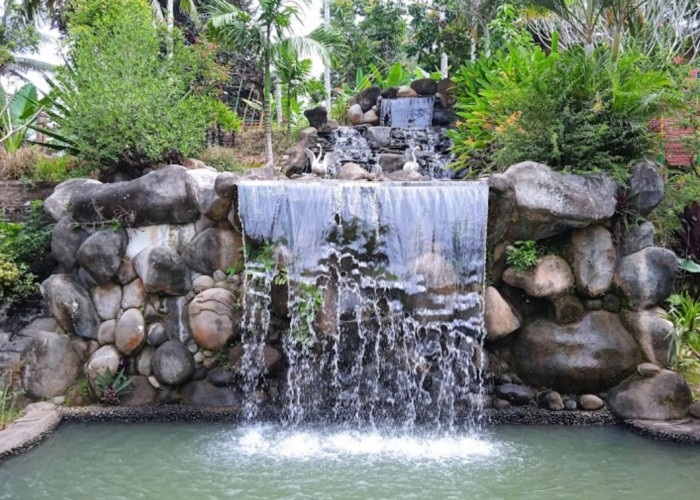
449,39,674,182
0,369,24,429
665,293,700,390
0,254,36,304
197,146,247,173
506,240,539,272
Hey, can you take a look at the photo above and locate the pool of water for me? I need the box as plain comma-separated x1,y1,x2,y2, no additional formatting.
1,423,699,499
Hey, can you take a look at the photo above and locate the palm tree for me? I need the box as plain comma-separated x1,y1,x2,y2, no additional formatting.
1,0,57,79
275,44,313,135
207,0,334,167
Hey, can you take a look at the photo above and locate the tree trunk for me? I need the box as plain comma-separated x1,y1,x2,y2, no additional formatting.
166,0,174,58
276,77,283,129
263,44,274,167
324,0,332,112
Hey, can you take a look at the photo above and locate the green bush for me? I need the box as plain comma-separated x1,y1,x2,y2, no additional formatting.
449,38,674,182
506,240,539,272
665,293,700,392
51,0,237,179
0,254,36,304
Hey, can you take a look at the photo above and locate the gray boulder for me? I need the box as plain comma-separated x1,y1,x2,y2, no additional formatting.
85,345,121,394
502,255,573,298
537,390,564,411
214,172,240,199
484,286,520,341
133,246,190,295
495,162,617,240
364,127,392,148
608,370,692,420
183,228,243,275
70,166,200,226
378,154,406,174
614,247,677,309
356,86,381,112
120,375,158,406
44,178,102,222
619,221,655,257
153,340,195,385
496,383,535,405
622,308,672,366
90,283,122,320
336,163,372,181
181,380,239,406
304,106,328,129
76,229,128,284
348,104,363,125
121,278,147,309
51,216,89,271
41,274,100,339
571,225,616,297
629,161,664,216
21,330,80,399
512,311,643,393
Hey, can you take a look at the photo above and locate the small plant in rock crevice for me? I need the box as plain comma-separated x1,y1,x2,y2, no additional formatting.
288,282,322,347
506,240,539,272
611,187,642,243
664,292,700,393
95,367,133,405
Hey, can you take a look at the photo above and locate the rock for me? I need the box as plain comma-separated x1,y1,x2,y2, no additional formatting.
512,311,643,393
364,127,392,148
336,163,371,181
484,286,520,341
356,86,381,112
212,270,227,282
492,397,511,410
70,337,98,362
411,78,437,96
348,104,364,125
502,255,573,298
602,294,621,313
70,166,200,226
90,283,122,321
629,161,664,216
564,399,577,410
147,323,167,346
281,145,311,177
579,394,605,410
181,380,238,406
214,172,240,199
51,216,89,271
85,345,121,392
114,308,146,356
121,278,147,309
125,224,197,260
552,293,585,324
619,221,655,257
637,362,662,377
159,388,182,404
228,344,282,375
148,375,161,389
436,78,456,108
396,86,418,98
183,228,243,275
116,258,137,285
608,370,692,420
361,109,380,126
432,105,453,126
192,275,215,293
537,390,564,411
183,157,206,170
21,331,81,399
51,396,65,405
97,319,116,345
45,179,102,221
188,288,238,350
186,169,230,221
120,376,158,405
496,162,617,240
614,247,677,309
378,154,406,174
571,225,616,297
622,309,672,366
386,169,429,182
136,346,154,376
496,383,536,405
41,274,100,339
133,246,190,295
207,367,234,387
152,340,195,385
688,401,700,418
304,106,328,129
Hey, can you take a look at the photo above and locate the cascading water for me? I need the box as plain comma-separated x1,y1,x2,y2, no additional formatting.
237,180,489,428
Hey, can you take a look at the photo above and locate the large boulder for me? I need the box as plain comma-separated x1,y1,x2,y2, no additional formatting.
629,161,664,216
356,86,381,112
133,246,190,295
120,375,158,406
619,221,655,257
76,229,128,284
51,216,89,271
114,308,146,356
410,78,438,96
152,340,194,385
70,166,200,226
186,169,231,221
347,104,363,125
188,288,238,350
183,228,243,275
21,330,81,399
41,274,100,339
45,178,102,221
304,106,328,129
494,162,617,240
125,224,197,259
571,225,616,297
484,286,520,341
614,247,677,309
336,163,372,181
512,311,643,393
502,255,573,298
622,308,672,366
608,370,692,420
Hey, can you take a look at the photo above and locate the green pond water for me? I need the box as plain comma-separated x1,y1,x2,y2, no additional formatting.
1,423,699,499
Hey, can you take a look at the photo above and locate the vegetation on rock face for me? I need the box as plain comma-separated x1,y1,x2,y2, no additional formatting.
665,293,700,391
0,368,24,429
505,240,539,272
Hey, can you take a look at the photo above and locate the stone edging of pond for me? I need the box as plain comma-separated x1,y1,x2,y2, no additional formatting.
2,404,699,463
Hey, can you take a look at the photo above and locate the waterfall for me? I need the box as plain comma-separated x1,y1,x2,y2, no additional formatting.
237,179,489,427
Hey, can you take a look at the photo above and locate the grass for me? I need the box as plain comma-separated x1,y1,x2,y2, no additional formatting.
0,147,94,182
0,369,24,430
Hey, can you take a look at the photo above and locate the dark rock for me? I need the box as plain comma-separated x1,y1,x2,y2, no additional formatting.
579,394,605,410
608,370,692,420
120,376,157,406
45,178,102,221
183,228,243,275
619,221,655,257
192,365,208,381
304,106,328,129
496,383,536,405
432,105,453,126
510,374,524,385
153,340,195,385
378,153,406,174
614,247,677,309
357,86,381,112
281,145,310,177
495,162,617,240
410,78,438,96
207,367,235,387
116,258,137,285
512,311,643,394
181,380,238,406
537,390,564,411
133,246,190,295
21,330,80,399
571,225,616,297
602,294,621,313
564,399,578,411
76,229,127,284
629,161,664,216
436,78,455,108
41,274,100,339
552,293,585,324
51,216,89,271
70,166,200,226
688,401,700,419
498,374,512,385
381,87,399,99
158,388,183,404
584,299,603,311
492,397,511,410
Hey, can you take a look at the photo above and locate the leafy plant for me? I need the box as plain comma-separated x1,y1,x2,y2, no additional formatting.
665,293,700,385
506,240,539,272
673,201,700,263
611,187,642,243
0,369,24,429
289,282,322,347
95,367,132,405
0,253,37,304
0,83,42,153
